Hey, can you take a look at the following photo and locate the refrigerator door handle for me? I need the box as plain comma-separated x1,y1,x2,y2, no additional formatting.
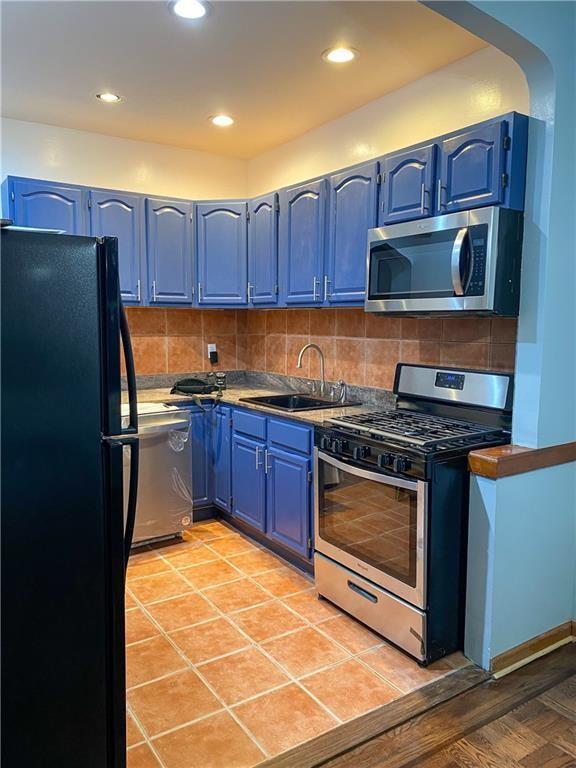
121,436,139,570
119,300,138,435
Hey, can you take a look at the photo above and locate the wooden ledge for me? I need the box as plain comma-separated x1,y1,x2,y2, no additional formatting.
469,441,576,479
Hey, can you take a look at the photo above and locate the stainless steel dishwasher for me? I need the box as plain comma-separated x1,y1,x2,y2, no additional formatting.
122,403,193,545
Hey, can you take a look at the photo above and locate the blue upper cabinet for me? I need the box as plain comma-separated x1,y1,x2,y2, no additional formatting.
9,179,86,234
89,190,145,304
326,162,378,304
279,179,326,305
146,198,193,304
196,202,248,305
438,120,507,214
266,446,311,559
248,193,278,305
379,145,437,226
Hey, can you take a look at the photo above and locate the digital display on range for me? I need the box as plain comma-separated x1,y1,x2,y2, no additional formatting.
435,372,465,390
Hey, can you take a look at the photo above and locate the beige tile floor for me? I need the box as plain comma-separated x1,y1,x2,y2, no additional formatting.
125,520,468,768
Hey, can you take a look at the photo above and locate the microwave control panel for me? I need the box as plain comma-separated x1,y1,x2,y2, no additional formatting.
466,225,488,296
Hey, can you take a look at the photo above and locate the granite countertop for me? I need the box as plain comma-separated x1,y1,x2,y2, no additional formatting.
122,385,376,425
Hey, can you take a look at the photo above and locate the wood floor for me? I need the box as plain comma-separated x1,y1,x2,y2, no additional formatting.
319,643,576,768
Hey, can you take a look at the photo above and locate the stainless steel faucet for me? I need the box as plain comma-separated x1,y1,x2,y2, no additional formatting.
296,343,325,396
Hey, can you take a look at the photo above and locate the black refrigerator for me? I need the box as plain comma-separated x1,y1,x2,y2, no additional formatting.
1,228,139,768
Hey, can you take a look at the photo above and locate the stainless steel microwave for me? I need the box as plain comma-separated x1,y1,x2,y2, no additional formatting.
365,206,523,315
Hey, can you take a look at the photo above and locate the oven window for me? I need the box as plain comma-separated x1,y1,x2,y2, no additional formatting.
369,228,465,300
318,461,418,588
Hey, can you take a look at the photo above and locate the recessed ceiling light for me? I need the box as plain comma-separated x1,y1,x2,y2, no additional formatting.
210,114,234,127
96,92,122,103
169,0,207,19
322,47,357,64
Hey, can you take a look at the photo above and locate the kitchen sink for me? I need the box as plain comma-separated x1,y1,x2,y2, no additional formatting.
239,393,360,412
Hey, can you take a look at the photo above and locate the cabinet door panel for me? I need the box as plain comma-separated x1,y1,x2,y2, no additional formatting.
190,407,212,509
279,180,326,305
248,193,278,305
439,121,507,213
379,145,436,225
196,202,248,305
231,434,266,532
11,179,86,234
267,447,311,559
146,198,193,304
327,162,378,303
90,190,144,304
212,406,231,512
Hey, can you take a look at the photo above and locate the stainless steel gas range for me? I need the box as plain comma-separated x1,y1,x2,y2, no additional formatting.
314,363,514,665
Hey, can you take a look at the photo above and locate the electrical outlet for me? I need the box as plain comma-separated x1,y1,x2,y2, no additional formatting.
207,343,216,356
207,343,218,365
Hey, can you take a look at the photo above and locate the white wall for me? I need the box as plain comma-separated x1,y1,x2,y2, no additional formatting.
1,46,527,206
247,46,529,196
0,118,248,200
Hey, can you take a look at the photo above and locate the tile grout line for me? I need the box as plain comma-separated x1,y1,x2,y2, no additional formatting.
127,573,272,761
129,525,350,754
126,521,467,764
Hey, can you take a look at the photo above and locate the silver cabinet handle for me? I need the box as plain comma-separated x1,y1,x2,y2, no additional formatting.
264,449,271,473
247,282,253,303
437,179,446,211
451,227,469,296
324,275,331,301
198,282,203,303
420,183,430,214
313,276,320,302
136,279,141,302
152,280,157,302
255,446,262,470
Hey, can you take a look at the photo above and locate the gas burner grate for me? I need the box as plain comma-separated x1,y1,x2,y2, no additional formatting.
328,409,503,448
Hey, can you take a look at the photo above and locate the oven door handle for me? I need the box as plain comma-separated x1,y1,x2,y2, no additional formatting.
317,451,419,492
451,227,469,297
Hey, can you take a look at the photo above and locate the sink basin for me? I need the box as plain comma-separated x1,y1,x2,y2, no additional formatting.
239,393,360,412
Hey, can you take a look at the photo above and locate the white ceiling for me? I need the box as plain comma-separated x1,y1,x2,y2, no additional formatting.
1,1,486,159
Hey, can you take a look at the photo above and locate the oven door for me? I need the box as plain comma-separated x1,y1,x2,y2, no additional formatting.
314,450,428,609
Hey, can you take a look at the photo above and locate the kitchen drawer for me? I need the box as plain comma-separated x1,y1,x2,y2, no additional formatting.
315,553,427,661
232,408,267,440
268,418,312,455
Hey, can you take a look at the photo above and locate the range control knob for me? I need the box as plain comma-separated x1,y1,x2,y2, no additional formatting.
320,436,332,450
353,445,371,461
377,453,394,469
332,439,349,454
393,456,411,474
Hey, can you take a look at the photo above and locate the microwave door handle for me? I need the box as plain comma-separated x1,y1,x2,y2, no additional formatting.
451,227,468,296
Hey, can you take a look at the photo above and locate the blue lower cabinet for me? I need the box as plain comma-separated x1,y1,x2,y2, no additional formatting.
212,405,232,512
231,433,266,531
189,407,212,508
266,446,311,559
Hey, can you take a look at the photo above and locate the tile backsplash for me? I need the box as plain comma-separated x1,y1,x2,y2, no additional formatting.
126,307,517,390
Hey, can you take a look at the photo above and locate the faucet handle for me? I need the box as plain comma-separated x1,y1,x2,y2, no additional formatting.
336,379,347,404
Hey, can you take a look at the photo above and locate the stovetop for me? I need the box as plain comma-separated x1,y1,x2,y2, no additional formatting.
316,407,510,480
314,363,513,480
327,409,505,450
